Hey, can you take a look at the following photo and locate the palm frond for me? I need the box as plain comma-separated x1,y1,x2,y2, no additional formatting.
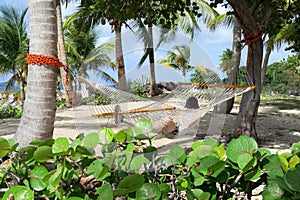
4,73,18,91
138,48,151,67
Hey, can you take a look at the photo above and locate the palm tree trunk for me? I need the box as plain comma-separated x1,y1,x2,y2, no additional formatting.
14,0,58,147
261,44,272,87
226,17,241,113
56,0,73,107
17,70,26,105
114,20,126,91
182,69,187,83
20,76,26,105
148,25,159,96
214,17,241,114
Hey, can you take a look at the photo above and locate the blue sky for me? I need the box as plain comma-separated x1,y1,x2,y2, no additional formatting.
0,0,293,83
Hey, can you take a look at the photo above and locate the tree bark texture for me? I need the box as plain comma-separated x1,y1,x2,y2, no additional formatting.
227,0,264,139
56,0,73,107
148,25,159,96
14,0,58,147
115,21,127,91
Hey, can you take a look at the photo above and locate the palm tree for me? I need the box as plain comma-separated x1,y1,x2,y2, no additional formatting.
0,6,29,104
63,16,116,84
134,0,218,96
56,0,75,107
207,14,241,114
157,45,193,82
14,0,59,147
67,2,127,91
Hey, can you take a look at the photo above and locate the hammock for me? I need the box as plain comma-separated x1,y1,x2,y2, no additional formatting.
73,76,255,138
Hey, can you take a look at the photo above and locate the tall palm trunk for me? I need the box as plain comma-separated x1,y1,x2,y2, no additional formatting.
214,17,241,114
18,70,26,105
15,0,58,147
113,20,126,91
56,0,73,107
148,25,159,96
182,69,187,83
261,44,272,87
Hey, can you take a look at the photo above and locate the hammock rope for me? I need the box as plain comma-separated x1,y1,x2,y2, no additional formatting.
75,75,255,137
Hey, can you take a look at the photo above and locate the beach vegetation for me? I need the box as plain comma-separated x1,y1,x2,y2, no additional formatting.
0,119,300,199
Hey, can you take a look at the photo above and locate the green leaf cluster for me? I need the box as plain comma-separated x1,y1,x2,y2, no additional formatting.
0,120,300,199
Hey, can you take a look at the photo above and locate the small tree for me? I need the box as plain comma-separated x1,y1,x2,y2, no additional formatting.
158,45,193,82
0,6,28,105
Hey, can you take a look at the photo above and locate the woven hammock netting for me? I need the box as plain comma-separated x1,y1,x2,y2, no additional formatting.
72,64,254,138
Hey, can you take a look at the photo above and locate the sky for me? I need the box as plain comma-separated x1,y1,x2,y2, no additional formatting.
0,0,294,83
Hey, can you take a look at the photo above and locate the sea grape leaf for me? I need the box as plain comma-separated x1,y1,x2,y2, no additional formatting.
30,165,48,191
203,138,219,147
262,181,285,200
82,132,99,149
96,184,113,200
52,137,69,154
198,156,222,176
99,128,114,144
289,155,300,168
291,142,300,154
3,186,34,200
215,146,226,161
191,168,207,186
192,189,211,200
278,155,289,172
133,119,153,136
244,166,262,181
262,155,284,178
86,160,109,180
33,146,54,162
76,145,94,156
136,183,161,200
227,136,257,163
166,145,186,164
130,154,150,173
114,130,127,142
237,154,256,171
0,137,10,158
48,166,63,190
159,183,170,194
284,164,300,191
18,146,37,161
30,139,54,146
114,174,145,197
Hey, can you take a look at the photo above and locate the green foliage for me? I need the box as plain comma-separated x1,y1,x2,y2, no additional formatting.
190,67,222,84
82,92,111,105
1,120,300,199
56,98,67,109
0,105,22,119
264,55,300,94
129,75,150,98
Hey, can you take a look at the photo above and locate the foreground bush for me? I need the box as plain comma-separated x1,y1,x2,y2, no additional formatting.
0,119,300,199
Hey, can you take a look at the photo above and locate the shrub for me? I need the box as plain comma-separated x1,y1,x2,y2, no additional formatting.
0,120,299,199
0,105,23,119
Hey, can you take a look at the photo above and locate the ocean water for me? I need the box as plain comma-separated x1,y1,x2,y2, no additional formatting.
0,82,20,91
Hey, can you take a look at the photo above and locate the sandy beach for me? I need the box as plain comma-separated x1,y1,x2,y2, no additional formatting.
1,101,299,153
